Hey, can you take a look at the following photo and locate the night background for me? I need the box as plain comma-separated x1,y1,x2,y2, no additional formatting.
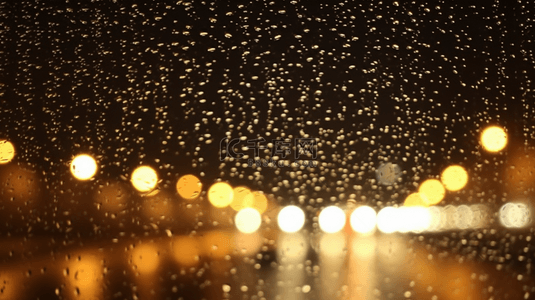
1,0,535,299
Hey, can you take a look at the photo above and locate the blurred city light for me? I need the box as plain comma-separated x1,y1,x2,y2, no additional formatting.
235,207,262,234
396,206,431,233
0,140,15,164
376,207,398,234
481,126,507,152
66,254,102,299
230,186,253,211
278,205,306,233
172,236,201,267
249,191,268,214
404,192,428,207
131,166,158,193
70,154,98,181
349,205,377,234
419,179,446,205
131,243,160,274
441,165,469,192
208,182,234,208
318,206,346,233
176,174,202,200
499,202,531,228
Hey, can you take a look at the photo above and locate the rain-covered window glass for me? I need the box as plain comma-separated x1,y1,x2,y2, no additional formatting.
1,1,535,299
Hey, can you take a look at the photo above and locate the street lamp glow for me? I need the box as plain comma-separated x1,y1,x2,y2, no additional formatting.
0,140,15,164
481,126,507,152
131,166,158,192
419,179,446,206
318,206,346,233
208,182,234,208
349,206,377,234
176,174,202,200
278,205,306,233
70,154,98,180
235,207,262,234
376,207,398,234
441,165,468,192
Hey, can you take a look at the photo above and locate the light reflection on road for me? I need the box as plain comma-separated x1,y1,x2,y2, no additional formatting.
0,231,530,300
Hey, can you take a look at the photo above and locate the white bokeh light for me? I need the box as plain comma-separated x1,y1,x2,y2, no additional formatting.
318,206,346,233
376,207,399,234
70,154,98,181
350,206,377,234
499,203,531,228
235,207,262,234
278,205,306,233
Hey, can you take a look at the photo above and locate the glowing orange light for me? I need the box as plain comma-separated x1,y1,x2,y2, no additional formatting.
441,165,468,192
208,182,234,208
404,193,428,207
176,174,202,200
0,140,15,164
131,243,160,274
481,126,507,152
172,236,201,267
230,186,253,211
418,179,446,205
249,191,268,214
131,166,158,192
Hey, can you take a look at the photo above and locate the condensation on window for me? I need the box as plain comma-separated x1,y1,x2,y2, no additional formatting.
1,1,534,299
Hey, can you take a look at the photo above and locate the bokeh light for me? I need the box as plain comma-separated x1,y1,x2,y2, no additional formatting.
350,206,377,234
0,140,15,164
499,203,531,228
131,243,160,274
418,179,446,205
208,182,234,208
481,126,507,153
403,193,428,207
278,205,306,233
230,186,253,211
201,230,233,259
441,165,468,192
235,207,262,234
396,206,431,233
68,254,102,290
376,207,398,234
172,236,200,267
249,191,268,214
176,174,202,200
131,166,158,193
70,154,98,181
318,206,346,233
